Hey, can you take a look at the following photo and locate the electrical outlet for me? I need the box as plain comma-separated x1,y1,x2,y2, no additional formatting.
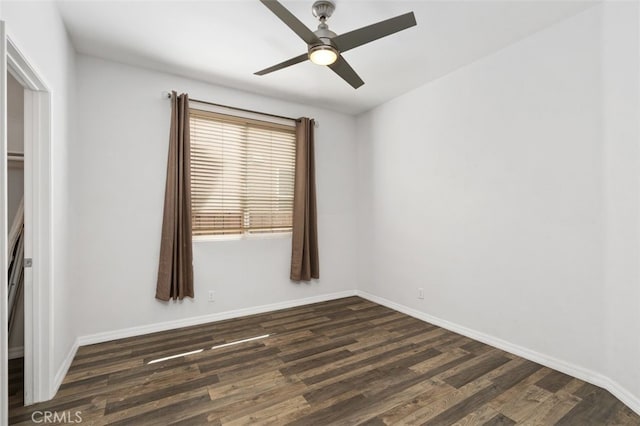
418,288,424,299
208,291,215,302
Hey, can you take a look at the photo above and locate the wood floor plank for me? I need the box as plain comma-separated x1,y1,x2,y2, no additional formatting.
213,381,309,424
483,413,518,426
104,372,219,415
278,337,356,363
206,381,306,419
376,378,456,425
452,404,501,425
444,354,511,388
197,346,281,373
63,358,145,383
209,370,289,400
170,413,221,426
433,349,506,382
7,296,640,425
224,395,309,425
107,356,204,386
487,366,552,411
302,342,440,386
498,385,552,422
421,381,504,425
460,340,495,356
557,377,588,395
518,390,581,425
345,375,461,425
395,378,495,424
287,393,369,426
534,369,574,393
606,402,640,426
106,393,213,426
215,358,285,383
279,349,353,376
555,383,623,425
409,348,470,374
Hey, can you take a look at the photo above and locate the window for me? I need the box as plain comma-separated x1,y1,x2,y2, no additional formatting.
189,108,296,237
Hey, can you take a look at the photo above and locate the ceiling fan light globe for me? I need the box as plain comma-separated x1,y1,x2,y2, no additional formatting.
309,45,338,65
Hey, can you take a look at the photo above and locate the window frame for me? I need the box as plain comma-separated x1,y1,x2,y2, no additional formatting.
188,102,296,240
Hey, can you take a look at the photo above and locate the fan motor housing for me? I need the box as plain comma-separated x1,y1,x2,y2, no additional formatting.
314,22,337,42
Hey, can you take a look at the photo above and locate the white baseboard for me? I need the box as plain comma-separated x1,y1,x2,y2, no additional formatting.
77,290,357,346
50,290,357,397
8,346,24,359
356,290,640,416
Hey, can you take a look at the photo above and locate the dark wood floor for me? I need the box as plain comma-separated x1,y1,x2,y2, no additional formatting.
8,297,640,425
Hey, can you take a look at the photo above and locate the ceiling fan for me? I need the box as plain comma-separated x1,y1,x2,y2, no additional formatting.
255,0,417,89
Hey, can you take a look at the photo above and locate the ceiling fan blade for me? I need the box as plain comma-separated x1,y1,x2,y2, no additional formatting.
332,12,417,53
255,53,309,75
328,56,364,89
259,0,320,46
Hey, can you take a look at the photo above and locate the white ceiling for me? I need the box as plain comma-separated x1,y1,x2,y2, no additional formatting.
56,0,595,115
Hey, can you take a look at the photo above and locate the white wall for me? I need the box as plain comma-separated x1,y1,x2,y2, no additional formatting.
357,4,605,373
356,2,640,410
70,55,358,337
602,0,640,404
1,0,76,398
7,71,23,352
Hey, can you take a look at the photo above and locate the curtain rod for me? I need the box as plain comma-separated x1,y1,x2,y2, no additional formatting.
163,91,318,127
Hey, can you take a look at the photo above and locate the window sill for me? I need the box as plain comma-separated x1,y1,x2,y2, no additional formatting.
193,232,292,243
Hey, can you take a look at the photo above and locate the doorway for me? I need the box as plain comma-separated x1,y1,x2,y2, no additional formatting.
7,68,25,410
2,28,54,421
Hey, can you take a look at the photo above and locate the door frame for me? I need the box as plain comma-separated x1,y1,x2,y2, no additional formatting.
1,19,9,426
2,30,53,410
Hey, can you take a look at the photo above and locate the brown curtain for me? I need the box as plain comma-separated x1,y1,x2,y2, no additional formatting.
156,91,194,300
290,118,319,281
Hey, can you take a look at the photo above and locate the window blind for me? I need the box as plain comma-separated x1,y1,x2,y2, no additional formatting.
190,109,296,236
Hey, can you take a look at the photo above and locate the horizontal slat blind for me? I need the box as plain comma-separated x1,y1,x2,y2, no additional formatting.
190,109,296,236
